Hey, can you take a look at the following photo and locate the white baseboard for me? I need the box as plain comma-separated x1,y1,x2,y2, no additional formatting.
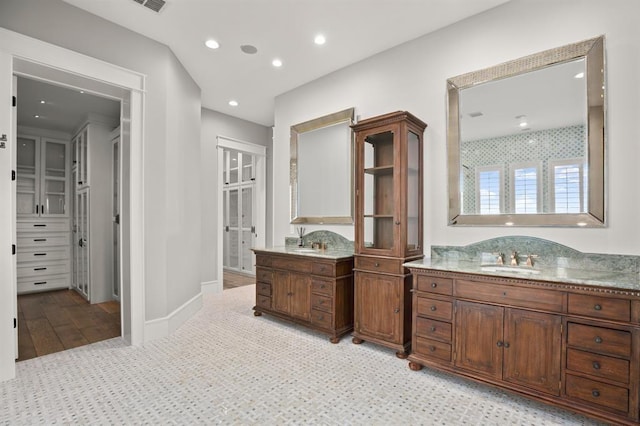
144,292,203,342
201,279,222,294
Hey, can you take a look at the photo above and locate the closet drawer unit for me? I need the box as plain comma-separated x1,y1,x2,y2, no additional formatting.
18,261,70,279
312,262,335,277
17,219,70,233
256,267,273,284
415,317,452,343
567,322,631,358
256,294,272,310
17,247,69,263
416,296,452,321
272,257,312,273
310,310,332,328
355,256,404,274
566,348,629,384
256,282,271,297
568,294,630,322
565,374,629,413
311,278,333,296
455,279,564,312
18,232,70,248
416,275,453,295
17,275,69,294
415,336,452,362
311,293,332,313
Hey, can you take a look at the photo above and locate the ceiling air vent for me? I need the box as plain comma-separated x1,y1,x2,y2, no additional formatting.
132,0,166,13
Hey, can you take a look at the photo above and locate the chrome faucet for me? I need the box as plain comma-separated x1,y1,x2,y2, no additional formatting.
493,252,505,265
526,254,538,267
510,251,519,266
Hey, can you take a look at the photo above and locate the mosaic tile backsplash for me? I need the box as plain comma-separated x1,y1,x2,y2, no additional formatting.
432,235,640,274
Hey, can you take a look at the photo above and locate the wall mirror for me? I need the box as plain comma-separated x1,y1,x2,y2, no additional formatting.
290,107,355,224
447,36,605,227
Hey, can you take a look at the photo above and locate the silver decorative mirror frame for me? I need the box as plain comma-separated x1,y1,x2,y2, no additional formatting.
447,36,605,227
290,108,355,224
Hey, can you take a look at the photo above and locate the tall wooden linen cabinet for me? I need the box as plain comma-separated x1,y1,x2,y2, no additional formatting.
351,111,427,358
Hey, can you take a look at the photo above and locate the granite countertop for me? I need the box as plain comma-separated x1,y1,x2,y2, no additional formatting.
404,258,640,292
252,246,354,260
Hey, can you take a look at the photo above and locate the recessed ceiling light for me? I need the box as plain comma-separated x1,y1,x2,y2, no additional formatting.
272,58,283,68
39,100,45,104
574,72,585,79
205,39,220,49
34,115,40,118
519,121,528,127
228,100,238,107
79,90,84,94
314,34,326,45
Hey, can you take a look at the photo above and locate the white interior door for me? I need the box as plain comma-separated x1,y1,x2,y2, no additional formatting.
74,188,90,299
112,135,120,301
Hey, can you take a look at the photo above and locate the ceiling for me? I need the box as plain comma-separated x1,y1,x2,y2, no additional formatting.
60,0,510,126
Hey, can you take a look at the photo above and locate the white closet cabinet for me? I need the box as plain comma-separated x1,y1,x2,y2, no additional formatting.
16,133,72,294
71,119,116,303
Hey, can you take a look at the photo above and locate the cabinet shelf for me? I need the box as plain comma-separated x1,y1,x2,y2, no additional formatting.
363,214,393,218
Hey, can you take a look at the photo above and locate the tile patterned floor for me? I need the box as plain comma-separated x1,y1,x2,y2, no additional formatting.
0,285,603,425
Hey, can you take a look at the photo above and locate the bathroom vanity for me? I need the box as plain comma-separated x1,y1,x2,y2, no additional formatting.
405,258,640,425
252,247,354,343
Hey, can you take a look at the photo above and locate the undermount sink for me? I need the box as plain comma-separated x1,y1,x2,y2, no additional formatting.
480,265,541,275
293,248,318,253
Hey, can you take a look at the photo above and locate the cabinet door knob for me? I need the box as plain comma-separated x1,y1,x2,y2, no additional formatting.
594,304,602,311
429,346,436,352
374,262,380,267
497,341,504,347
592,361,601,370
503,342,510,348
594,336,603,344
395,221,401,225
592,390,600,398
430,326,436,332
431,282,437,288
394,308,400,313
430,306,437,311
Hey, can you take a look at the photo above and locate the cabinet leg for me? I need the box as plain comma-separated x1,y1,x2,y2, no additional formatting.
395,351,408,359
408,361,423,371
329,337,340,344
352,337,364,344
253,311,262,317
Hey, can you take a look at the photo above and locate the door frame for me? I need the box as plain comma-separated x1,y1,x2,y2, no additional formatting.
216,136,266,291
0,27,146,382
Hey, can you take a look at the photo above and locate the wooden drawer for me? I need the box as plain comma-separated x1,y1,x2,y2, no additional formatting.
256,267,272,284
256,282,271,297
311,309,332,328
312,262,335,277
566,348,629,384
415,336,452,362
255,255,272,267
567,322,631,358
17,275,69,294
568,294,631,322
416,297,452,321
18,261,70,279
17,219,69,232
455,279,564,312
256,295,271,310
565,374,629,413
17,247,69,263
415,317,452,343
311,279,333,296
18,233,70,248
355,256,403,274
272,257,312,273
416,275,453,295
311,293,333,313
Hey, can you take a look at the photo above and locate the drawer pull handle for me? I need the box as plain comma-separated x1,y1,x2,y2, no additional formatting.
594,304,602,311
320,285,325,289
374,263,380,267
430,326,436,332
34,267,47,271
430,306,437,311
34,224,46,227
34,253,46,256
431,283,437,288
592,390,600,398
34,281,47,285
594,336,603,344
592,361,601,370
429,346,436,352
319,300,325,305
394,308,400,314
34,239,47,242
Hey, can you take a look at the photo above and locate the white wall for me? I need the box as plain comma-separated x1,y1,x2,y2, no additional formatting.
273,0,640,256
200,108,271,285
0,0,203,321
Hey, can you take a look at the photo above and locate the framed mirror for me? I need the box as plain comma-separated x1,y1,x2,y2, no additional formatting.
447,36,605,227
290,108,355,224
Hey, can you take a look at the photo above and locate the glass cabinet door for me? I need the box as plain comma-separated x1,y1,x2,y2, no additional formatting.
362,130,395,252
42,140,68,215
16,136,39,216
406,131,421,253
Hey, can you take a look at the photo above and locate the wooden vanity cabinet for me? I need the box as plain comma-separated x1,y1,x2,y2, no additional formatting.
351,111,427,358
407,268,640,425
253,250,354,343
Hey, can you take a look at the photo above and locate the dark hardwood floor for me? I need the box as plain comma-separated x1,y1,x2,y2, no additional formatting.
17,290,120,362
223,270,255,289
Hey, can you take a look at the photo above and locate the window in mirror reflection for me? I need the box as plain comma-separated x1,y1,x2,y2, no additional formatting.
551,159,587,213
477,167,502,214
512,164,539,214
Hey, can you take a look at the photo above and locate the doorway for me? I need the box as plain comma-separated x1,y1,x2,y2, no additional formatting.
15,76,122,360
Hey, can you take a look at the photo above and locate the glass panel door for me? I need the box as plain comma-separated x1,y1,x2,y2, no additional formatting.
42,140,67,215
16,136,38,216
406,131,420,252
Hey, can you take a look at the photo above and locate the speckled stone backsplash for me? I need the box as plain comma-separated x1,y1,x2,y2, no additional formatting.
431,236,640,274
285,230,354,252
